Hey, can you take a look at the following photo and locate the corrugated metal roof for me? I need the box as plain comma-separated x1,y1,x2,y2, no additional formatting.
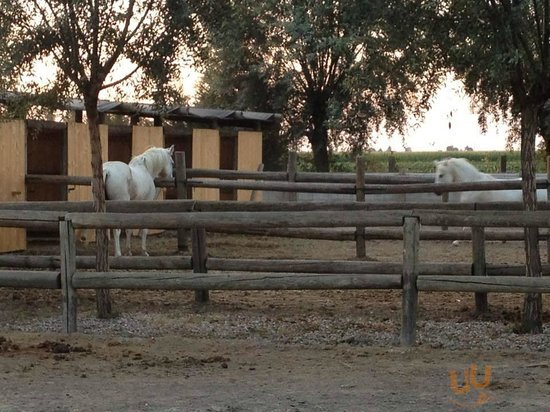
0,93,280,128
66,98,281,127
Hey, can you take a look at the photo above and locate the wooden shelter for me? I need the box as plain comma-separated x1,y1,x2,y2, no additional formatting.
0,96,280,251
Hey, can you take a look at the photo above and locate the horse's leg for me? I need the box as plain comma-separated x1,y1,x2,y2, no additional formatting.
141,228,149,256
125,229,132,256
113,228,122,257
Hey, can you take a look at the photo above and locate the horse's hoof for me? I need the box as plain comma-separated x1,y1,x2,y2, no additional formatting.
452,240,460,247
142,251,149,257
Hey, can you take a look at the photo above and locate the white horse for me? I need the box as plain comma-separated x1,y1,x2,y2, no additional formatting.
434,157,547,202
103,145,174,256
434,157,547,246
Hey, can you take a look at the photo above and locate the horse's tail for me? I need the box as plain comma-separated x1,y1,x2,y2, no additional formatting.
103,167,111,200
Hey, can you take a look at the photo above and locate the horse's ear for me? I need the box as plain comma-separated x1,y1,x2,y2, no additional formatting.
168,145,174,155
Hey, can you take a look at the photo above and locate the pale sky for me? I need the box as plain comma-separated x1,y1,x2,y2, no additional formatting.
183,71,518,153
372,78,516,152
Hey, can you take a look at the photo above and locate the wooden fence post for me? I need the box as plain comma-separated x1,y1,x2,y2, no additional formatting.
441,192,449,231
175,151,189,252
60,218,77,333
401,216,420,346
547,155,550,263
355,156,366,258
192,227,209,302
287,152,298,202
500,155,507,173
472,227,488,314
250,163,264,201
388,156,397,173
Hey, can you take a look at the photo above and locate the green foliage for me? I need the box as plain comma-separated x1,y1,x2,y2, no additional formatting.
191,0,445,171
0,0,195,107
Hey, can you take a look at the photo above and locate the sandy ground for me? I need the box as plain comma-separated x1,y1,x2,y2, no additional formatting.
1,231,549,411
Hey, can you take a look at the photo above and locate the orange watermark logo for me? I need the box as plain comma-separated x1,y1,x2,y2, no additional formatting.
449,363,492,409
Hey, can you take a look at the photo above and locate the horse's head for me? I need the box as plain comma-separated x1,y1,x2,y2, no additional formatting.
434,159,454,195
158,145,175,178
131,145,174,178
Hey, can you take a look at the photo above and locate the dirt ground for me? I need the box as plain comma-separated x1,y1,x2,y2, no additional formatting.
1,231,549,411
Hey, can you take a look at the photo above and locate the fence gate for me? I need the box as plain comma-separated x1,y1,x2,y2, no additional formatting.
0,120,26,252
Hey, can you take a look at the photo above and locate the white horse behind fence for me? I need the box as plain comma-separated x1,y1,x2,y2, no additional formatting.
434,157,547,246
434,157,547,202
103,145,174,256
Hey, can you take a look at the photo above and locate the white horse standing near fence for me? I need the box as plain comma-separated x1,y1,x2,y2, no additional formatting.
103,145,174,256
434,157,547,202
434,157,547,246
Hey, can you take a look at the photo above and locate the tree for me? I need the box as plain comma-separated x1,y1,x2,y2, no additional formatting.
191,1,291,170
0,0,194,317
192,0,443,171
433,0,550,332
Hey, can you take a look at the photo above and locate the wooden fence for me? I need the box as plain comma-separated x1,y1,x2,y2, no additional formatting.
1,208,550,346
20,149,550,258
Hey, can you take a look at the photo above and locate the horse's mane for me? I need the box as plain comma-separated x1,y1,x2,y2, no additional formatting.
129,146,171,174
436,157,491,181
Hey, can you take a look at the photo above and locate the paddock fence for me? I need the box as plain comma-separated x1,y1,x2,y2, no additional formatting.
22,151,550,254
1,208,550,346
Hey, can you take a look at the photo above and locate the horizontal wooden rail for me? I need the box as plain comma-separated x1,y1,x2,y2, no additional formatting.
26,174,174,188
0,210,64,229
3,199,550,213
186,168,286,181
63,210,550,230
72,271,403,290
0,255,192,270
187,179,356,194
24,172,550,195
4,254,550,277
209,226,542,241
65,210,409,229
40,168,543,186
0,270,60,289
417,275,550,293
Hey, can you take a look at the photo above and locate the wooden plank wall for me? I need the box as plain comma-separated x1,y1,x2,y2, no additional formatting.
67,122,108,242
192,129,220,201
237,131,263,201
0,120,26,252
132,126,164,234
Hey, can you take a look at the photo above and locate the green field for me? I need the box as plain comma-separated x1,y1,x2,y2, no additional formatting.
298,151,549,173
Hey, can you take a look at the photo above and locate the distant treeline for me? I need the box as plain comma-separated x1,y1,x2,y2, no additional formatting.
297,151,548,173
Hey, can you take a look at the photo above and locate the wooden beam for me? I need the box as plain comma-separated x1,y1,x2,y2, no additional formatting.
417,276,550,293
401,217,420,347
72,271,402,290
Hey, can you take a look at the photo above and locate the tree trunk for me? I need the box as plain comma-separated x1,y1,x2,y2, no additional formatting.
308,100,330,172
84,95,112,318
520,105,543,333
309,130,330,172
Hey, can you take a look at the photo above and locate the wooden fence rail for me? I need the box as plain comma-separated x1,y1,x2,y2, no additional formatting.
51,209,550,346
25,172,550,195
1,208,550,345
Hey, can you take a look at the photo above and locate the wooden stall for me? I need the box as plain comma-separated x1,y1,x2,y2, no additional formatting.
67,122,108,241
237,131,263,201
26,120,66,202
192,129,220,201
0,120,26,252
